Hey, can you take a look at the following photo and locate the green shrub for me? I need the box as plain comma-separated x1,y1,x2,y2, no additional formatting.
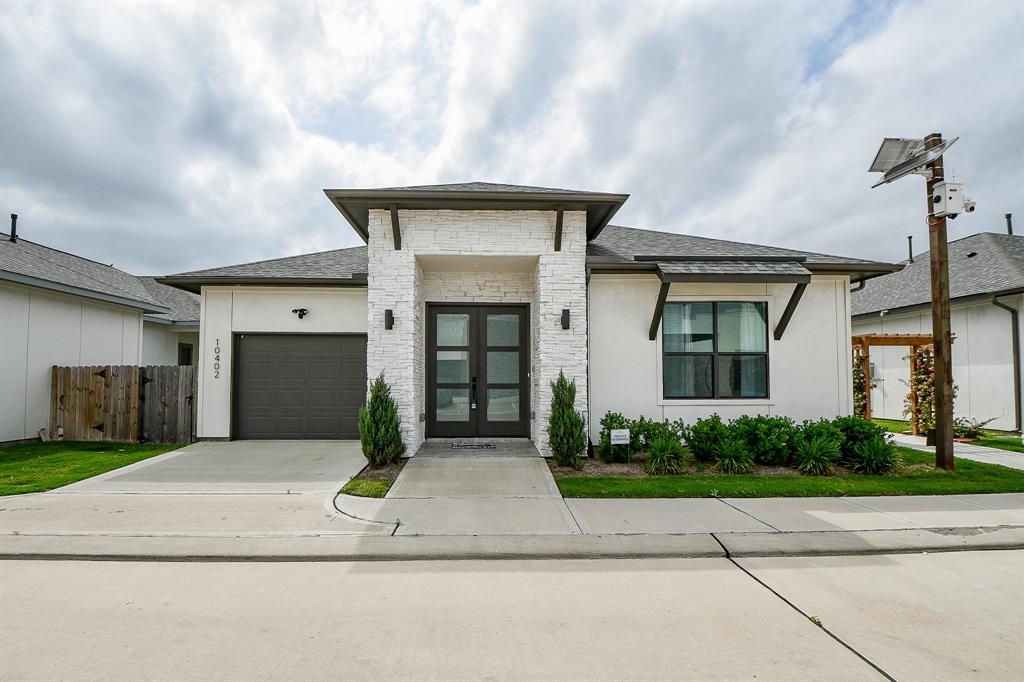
685,414,731,463
849,436,899,474
794,436,838,476
731,415,797,466
713,436,755,474
645,435,686,475
597,411,631,462
548,371,586,469
358,373,406,467
952,416,996,439
832,416,888,464
795,418,843,450
634,417,686,451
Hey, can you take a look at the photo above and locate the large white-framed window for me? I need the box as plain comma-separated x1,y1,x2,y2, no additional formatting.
661,300,769,400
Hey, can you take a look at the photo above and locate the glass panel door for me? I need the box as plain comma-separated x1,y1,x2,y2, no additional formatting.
427,305,529,438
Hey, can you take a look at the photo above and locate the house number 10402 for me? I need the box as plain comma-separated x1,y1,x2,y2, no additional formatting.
213,338,221,378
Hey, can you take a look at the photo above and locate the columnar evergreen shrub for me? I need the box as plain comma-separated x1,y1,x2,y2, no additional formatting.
548,371,586,469
685,414,730,463
358,373,405,466
731,415,797,466
645,435,686,475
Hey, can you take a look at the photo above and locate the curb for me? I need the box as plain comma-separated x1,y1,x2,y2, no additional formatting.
1,526,1021,562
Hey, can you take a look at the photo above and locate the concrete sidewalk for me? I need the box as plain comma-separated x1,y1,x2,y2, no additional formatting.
891,432,1024,470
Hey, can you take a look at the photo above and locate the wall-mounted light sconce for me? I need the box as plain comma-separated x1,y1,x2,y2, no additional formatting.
291,308,309,319
561,308,570,330
385,309,395,330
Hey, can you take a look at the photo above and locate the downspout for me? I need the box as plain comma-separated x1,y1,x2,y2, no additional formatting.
585,265,593,457
850,279,866,293
992,295,1022,432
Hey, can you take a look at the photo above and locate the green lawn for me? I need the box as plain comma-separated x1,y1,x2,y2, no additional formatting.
872,418,1024,454
0,441,183,496
340,478,393,498
554,447,1024,498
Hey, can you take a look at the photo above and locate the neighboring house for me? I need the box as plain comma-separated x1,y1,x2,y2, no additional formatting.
0,228,200,444
137,277,200,366
851,232,1024,432
160,182,899,454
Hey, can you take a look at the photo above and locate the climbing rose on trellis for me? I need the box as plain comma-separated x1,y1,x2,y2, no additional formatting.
901,346,956,433
851,354,877,419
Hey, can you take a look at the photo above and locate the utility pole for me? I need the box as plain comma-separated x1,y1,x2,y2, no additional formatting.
924,133,955,470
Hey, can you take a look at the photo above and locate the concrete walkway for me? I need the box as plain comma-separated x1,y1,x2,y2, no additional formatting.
891,432,1024,471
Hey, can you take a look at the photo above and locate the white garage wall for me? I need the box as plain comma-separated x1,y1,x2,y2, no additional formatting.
142,322,199,366
0,281,143,443
852,295,1021,431
587,274,853,436
196,286,368,438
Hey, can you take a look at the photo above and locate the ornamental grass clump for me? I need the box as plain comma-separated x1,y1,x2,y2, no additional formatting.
358,373,405,467
832,415,888,465
713,436,755,474
548,371,586,469
645,434,686,475
849,437,899,474
794,437,839,476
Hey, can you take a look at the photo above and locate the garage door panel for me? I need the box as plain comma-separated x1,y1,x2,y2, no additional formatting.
235,334,367,440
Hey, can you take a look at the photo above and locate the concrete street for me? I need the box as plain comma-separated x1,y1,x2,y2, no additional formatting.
2,550,1020,681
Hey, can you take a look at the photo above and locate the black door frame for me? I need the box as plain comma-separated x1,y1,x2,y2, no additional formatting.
425,303,530,438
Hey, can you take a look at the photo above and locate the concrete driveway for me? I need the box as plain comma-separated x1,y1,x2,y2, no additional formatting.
59,440,367,494
0,441,394,538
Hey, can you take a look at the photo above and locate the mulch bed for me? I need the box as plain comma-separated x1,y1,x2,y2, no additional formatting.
354,459,406,482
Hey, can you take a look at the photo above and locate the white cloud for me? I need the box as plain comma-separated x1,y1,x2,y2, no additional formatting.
0,0,1020,274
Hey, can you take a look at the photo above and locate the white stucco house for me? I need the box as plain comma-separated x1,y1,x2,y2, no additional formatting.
0,222,200,444
851,231,1023,432
159,183,899,455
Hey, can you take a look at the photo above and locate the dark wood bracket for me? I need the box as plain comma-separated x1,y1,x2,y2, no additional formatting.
773,282,808,340
649,281,671,341
554,207,564,251
389,204,402,250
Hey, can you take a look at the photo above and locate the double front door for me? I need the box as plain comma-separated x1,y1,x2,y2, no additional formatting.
427,304,529,438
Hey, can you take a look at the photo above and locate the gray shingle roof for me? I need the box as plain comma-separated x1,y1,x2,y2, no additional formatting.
137,277,200,323
589,224,883,266
851,232,1024,316
159,245,368,292
0,232,166,312
374,181,611,195
657,260,812,277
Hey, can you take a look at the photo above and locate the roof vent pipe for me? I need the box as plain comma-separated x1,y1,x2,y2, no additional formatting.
9,214,16,243
907,235,913,263
1007,213,1014,236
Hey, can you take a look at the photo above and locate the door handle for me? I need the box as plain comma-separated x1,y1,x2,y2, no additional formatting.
471,377,477,410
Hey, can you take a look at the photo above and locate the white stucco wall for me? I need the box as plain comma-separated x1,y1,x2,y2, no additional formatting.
367,209,588,455
851,295,1022,431
142,322,199,366
0,281,143,443
587,274,853,436
195,286,368,438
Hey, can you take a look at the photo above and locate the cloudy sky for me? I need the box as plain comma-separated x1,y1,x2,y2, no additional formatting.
1,1,1021,275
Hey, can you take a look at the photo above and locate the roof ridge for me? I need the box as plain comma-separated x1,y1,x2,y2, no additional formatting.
171,244,367,277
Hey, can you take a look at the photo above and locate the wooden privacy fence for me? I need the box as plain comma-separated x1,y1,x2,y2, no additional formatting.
50,365,197,443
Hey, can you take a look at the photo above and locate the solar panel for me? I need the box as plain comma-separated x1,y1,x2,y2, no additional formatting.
867,138,923,173
870,137,958,188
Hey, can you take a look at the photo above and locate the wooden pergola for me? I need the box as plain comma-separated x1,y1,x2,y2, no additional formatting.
851,333,953,435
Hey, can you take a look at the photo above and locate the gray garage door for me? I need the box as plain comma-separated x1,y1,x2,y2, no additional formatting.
234,334,367,439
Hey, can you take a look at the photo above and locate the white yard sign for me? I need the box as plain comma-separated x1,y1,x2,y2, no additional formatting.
610,429,630,445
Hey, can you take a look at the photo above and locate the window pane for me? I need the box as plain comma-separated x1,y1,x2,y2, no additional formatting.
487,351,519,384
487,388,519,421
664,355,713,398
663,303,714,352
436,388,470,421
487,314,518,346
437,313,469,346
436,351,469,384
717,355,768,398
717,302,767,352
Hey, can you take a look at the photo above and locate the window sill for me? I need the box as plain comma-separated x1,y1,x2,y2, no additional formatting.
657,398,774,407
